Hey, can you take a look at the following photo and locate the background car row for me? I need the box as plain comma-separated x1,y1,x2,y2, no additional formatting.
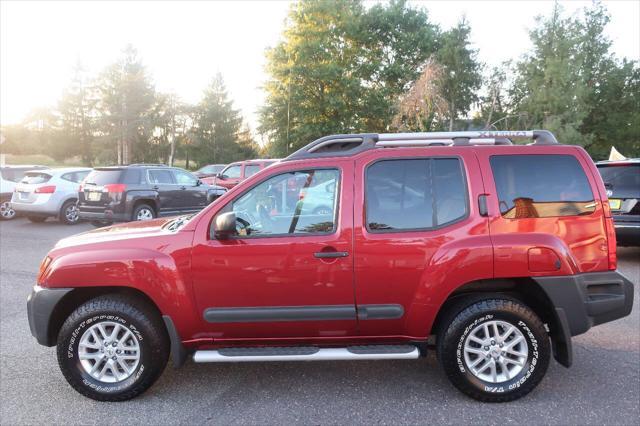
1,163,237,225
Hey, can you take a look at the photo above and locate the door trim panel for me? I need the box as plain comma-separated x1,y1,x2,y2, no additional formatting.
203,304,404,323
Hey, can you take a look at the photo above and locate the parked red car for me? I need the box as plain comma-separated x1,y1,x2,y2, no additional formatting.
28,130,633,402
200,159,278,190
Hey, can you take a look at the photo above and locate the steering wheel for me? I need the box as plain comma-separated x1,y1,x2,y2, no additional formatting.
234,210,258,235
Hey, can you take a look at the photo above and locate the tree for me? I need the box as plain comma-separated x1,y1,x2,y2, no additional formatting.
192,73,255,165
95,45,156,164
57,60,97,164
509,2,639,157
392,58,448,131
435,18,482,130
259,0,439,156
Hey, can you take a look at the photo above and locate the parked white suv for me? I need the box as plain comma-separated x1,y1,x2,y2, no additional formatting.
10,167,91,224
0,165,49,220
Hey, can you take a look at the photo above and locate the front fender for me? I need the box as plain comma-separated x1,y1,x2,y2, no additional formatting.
40,245,200,339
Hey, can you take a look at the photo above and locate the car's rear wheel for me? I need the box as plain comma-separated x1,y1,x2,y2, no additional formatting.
0,201,16,220
437,297,550,402
27,216,47,223
133,204,155,221
56,295,169,401
59,200,80,225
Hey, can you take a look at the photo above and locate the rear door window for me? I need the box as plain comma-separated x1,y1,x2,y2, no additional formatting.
173,170,198,186
366,158,467,231
148,169,175,185
490,154,595,218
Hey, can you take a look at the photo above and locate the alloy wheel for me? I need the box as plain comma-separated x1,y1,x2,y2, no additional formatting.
463,320,528,383
0,201,16,219
136,208,154,221
78,321,141,383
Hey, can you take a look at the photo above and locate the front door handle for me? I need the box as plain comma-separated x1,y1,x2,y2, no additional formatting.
314,251,349,259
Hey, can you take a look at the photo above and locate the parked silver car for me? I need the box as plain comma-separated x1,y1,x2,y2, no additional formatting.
10,167,91,224
0,165,49,220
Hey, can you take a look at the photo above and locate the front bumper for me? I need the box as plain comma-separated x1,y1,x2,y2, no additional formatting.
27,286,73,346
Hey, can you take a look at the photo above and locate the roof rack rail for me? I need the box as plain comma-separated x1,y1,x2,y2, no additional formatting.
128,163,169,167
285,130,558,160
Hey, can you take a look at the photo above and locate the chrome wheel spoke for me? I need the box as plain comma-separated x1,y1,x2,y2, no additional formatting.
78,320,140,384
463,319,528,384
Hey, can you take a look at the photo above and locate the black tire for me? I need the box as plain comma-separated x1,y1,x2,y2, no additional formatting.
27,216,47,223
59,200,80,225
132,203,155,221
437,298,550,402
56,294,170,401
91,220,112,228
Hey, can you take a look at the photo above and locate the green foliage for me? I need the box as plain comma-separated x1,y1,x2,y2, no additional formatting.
192,73,258,165
259,0,439,157
435,19,482,131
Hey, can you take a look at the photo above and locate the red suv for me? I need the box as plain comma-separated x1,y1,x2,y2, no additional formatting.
27,130,633,402
200,159,278,190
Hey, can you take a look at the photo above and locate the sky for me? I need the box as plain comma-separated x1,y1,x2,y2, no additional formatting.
1,0,639,134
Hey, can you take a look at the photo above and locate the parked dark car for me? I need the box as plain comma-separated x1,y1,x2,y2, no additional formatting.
597,159,640,246
194,164,226,178
77,164,226,226
0,165,49,220
201,159,279,190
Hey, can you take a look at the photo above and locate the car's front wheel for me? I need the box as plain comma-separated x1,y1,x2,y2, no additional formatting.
56,295,170,401
437,297,550,402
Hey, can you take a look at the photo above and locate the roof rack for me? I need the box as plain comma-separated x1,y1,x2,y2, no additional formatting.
285,130,559,160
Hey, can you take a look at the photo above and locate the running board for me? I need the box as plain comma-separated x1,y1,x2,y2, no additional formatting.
193,345,419,363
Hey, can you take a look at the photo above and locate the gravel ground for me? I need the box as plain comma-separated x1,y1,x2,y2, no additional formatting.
1,217,638,425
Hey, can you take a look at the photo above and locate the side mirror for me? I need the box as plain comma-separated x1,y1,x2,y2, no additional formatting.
214,212,236,240
196,179,202,186
216,173,225,180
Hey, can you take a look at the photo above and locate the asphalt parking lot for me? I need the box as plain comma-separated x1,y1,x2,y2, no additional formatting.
0,217,638,425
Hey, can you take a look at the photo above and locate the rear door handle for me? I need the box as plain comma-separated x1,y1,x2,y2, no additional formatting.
314,251,349,259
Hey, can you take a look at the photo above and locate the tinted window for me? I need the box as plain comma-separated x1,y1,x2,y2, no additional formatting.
491,155,595,218
123,168,145,184
61,171,89,183
148,169,174,184
244,165,261,177
85,169,123,185
598,164,640,190
22,172,52,184
222,165,241,179
366,158,467,231
226,169,339,236
174,170,198,185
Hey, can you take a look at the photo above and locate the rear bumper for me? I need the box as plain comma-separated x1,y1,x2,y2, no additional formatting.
78,209,129,222
535,271,634,336
613,220,640,246
27,286,73,346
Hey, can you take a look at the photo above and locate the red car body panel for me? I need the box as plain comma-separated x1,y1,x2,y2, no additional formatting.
37,144,614,349
200,160,277,190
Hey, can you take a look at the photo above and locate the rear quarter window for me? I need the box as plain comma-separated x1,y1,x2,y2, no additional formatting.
490,154,595,218
21,173,52,184
85,169,123,185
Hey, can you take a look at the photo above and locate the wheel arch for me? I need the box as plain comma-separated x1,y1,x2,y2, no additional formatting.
46,286,163,347
429,277,571,367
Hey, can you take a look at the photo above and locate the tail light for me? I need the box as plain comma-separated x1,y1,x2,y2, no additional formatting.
602,200,617,270
104,184,127,193
35,185,56,194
